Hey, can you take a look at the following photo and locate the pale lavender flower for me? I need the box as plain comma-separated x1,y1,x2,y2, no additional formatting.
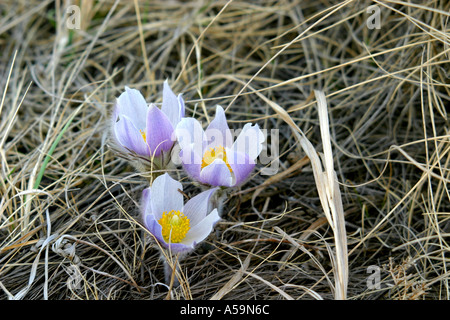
110,81,185,169
141,173,220,254
175,105,265,187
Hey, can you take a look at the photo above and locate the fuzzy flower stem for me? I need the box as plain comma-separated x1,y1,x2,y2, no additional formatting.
209,187,230,217
162,251,183,288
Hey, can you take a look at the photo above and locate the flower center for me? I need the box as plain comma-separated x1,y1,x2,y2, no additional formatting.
158,210,190,243
139,129,146,142
201,146,233,173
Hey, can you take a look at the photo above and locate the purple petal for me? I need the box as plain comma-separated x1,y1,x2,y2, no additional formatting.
144,213,163,242
175,117,206,155
205,105,233,149
112,102,119,122
178,94,185,118
181,208,220,247
141,188,154,236
150,173,184,220
227,148,256,187
179,144,202,181
162,80,183,128
183,187,218,227
141,187,152,217
165,242,193,253
232,123,265,160
146,104,176,157
114,115,151,157
200,159,233,187
116,86,148,130
110,103,124,150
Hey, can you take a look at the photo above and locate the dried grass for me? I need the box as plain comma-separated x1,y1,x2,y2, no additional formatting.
0,0,449,300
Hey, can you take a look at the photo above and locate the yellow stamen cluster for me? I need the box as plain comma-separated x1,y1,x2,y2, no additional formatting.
201,146,232,173
158,210,190,243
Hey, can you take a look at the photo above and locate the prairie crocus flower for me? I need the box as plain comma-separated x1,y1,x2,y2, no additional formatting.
175,105,265,188
141,173,220,254
110,81,185,170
